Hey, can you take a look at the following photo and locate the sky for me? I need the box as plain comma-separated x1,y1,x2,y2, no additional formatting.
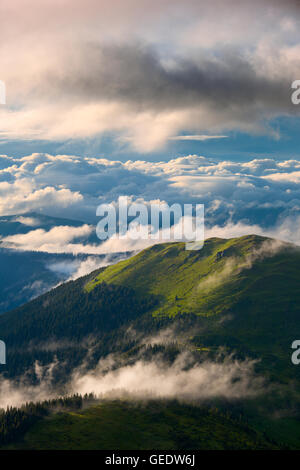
0,0,300,158
0,0,300,253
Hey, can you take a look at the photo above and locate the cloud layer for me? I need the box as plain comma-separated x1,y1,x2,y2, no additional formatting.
1,153,300,253
0,0,300,150
0,352,264,409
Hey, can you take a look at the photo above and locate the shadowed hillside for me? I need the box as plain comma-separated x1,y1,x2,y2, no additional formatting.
1,235,300,449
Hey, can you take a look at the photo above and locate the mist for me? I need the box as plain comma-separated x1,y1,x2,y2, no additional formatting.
0,349,266,409
198,238,288,294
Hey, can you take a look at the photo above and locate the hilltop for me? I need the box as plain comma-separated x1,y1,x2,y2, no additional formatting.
0,234,300,448
1,235,299,381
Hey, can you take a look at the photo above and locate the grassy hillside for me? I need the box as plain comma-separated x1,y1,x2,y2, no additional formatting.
3,400,281,450
86,235,300,381
1,235,300,449
86,235,300,317
1,234,300,382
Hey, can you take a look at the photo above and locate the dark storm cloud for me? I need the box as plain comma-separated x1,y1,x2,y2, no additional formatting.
1,0,300,148
44,44,296,117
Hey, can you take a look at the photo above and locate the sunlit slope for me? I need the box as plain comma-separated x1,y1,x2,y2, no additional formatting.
1,234,300,382
85,235,300,381
1,235,300,449
86,234,300,319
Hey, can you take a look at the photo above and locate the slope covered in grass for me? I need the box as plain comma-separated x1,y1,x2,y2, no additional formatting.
85,235,300,381
86,235,300,319
4,400,281,450
1,235,300,449
1,234,300,384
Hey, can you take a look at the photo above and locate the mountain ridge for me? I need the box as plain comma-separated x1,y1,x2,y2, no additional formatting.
0,234,300,448
0,234,299,381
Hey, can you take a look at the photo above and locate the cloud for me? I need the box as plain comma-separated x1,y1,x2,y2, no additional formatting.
0,1,300,149
12,216,41,226
1,153,300,252
0,360,60,409
197,238,287,295
47,254,128,280
0,178,83,217
170,135,228,141
70,353,265,402
0,352,265,409
205,217,300,247
263,171,300,183
0,224,99,254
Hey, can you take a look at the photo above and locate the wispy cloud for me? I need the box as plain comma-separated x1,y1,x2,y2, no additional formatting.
170,135,228,141
0,351,266,409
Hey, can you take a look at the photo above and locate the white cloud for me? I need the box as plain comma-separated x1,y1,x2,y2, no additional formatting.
0,1,299,149
13,216,41,226
0,352,265,409
0,178,83,216
0,153,300,252
0,225,98,254
263,171,300,183
70,353,264,402
47,254,128,280
170,135,228,141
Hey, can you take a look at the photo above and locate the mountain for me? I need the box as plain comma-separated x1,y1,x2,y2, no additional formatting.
0,234,300,449
0,212,85,237
86,234,300,382
2,399,281,450
0,212,115,314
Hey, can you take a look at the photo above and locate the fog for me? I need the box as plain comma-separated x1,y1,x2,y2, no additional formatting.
0,350,266,409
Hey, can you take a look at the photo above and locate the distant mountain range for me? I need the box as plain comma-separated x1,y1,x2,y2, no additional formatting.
0,212,86,237
0,234,300,448
0,212,124,314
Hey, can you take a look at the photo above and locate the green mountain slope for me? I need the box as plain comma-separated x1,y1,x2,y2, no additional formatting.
1,235,300,449
1,234,300,382
3,400,281,450
86,234,299,319
85,235,300,381
0,277,156,379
